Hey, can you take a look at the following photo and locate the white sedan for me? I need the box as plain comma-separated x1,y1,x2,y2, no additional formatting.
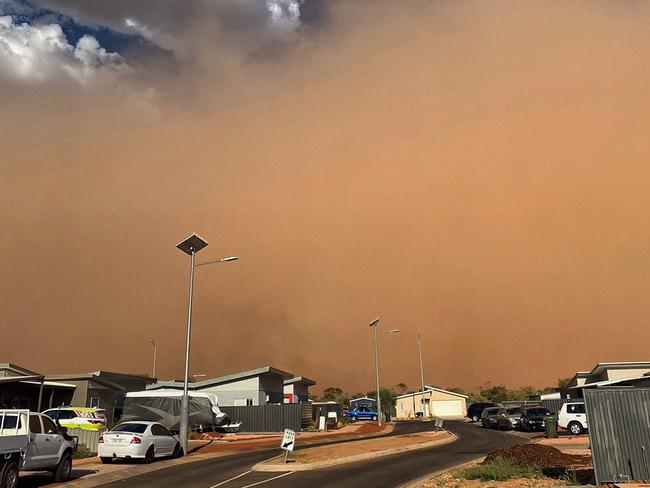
98,421,182,463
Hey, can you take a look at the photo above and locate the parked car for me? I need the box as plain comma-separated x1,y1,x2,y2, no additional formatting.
98,421,182,464
467,402,498,422
42,407,107,431
0,409,77,488
481,406,501,428
520,406,552,431
347,406,378,422
496,407,522,431
558,402,588,435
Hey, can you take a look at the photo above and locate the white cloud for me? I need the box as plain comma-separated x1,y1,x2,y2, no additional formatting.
0,16,125,83
266,0,303,32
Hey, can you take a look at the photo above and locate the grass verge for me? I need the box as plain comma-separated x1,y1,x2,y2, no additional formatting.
455,457,542,481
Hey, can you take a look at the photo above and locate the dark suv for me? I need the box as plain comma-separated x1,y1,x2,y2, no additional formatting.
467,402,498,422
520,406,552,431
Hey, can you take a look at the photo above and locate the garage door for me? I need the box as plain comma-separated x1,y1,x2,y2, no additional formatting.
432,400,463,417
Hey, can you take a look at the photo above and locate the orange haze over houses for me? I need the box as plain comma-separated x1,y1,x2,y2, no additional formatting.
3,1,650,394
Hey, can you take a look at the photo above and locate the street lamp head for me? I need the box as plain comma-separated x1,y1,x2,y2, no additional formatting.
221,256,239,262
176,233,208,256
148,339,156,345
369,317,380,327
388,329,400,333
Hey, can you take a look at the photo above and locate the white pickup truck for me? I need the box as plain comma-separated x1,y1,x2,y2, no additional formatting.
0,409,77,488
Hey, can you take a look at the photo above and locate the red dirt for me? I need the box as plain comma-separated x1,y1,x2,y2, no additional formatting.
483,444,592,469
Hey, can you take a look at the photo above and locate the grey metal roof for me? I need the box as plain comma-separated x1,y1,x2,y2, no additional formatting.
191,366,294,389
91,371,157,383
283,376,316,386
45,373,124,391
0,363,40,376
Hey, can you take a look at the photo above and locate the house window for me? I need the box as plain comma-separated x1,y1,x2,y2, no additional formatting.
90,397,100,408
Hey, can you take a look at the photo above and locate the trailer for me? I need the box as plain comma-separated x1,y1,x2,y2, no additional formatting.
121,389,241,433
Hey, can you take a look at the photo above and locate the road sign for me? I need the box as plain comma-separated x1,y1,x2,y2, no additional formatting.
281,428,295,451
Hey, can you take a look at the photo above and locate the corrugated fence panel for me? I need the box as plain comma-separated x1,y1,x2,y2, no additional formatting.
220,404,302,433
585,387,650,484
67,427,101,453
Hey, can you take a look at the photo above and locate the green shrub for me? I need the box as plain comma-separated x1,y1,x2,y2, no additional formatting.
457,457,542,481
73,443,93,459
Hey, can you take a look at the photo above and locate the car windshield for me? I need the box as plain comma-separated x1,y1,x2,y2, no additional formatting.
507,408,521,414
527,408,550,416
112,423,148,433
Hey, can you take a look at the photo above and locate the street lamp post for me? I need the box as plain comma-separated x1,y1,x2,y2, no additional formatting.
176,233,238,455
148,339,157,379
417,330,428,418
368,318,399,427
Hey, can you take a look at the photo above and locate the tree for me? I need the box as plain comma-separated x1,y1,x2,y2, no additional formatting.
557,377,572,390
322,387,346,404
479,384,509,403
367,388,397,416
395,383,408,395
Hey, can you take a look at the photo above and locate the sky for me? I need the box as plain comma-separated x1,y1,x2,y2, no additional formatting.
2,0,650,395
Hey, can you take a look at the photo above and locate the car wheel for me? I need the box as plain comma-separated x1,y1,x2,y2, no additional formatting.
143,446,155,464
568,421,584,435
1,461,19,488
371,415,377,421
472,415,479,422
172,443,182,458
100,457,112,464
53,453,72,482
351,416,358,423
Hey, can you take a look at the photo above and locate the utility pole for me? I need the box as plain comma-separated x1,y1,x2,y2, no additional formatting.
148,339,157,379
370,318,382,426
418,330,428,417
369,318,399,426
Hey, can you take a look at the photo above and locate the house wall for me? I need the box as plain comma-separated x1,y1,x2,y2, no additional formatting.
259,374,285,404
283,383,310,403
196,377,263,406
396,391,466,419
604,368,650,381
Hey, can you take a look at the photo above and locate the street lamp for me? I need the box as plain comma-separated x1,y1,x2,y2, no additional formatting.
369,318,399,427
148,339,157,379
176,233,238,455
417,331,429,418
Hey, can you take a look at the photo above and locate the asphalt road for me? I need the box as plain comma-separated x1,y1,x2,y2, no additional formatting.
96,421,523,488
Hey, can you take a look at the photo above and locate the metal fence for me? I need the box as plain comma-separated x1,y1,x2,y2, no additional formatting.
585,387,650,484
500,398,583,413
67,427,101,453
220,404,304,433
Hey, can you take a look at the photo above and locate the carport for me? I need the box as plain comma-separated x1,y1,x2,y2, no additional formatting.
0,375,76,411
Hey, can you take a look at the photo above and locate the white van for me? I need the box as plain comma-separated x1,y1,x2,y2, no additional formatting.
558,402,588,435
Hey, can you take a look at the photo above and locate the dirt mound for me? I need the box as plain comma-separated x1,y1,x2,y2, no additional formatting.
484,444,591,469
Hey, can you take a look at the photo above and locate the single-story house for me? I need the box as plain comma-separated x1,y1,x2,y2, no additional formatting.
148,366,297,406
566,361,650,398
396,386,468,419
283,376,316,403
0,363,76,411
0,364,155,423
45,371,156,424
349,397,377,409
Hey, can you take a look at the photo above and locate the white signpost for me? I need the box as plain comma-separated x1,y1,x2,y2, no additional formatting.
281,428,296,463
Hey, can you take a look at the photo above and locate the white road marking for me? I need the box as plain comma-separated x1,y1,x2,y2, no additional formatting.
209,470,252,487
240,472,294,488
